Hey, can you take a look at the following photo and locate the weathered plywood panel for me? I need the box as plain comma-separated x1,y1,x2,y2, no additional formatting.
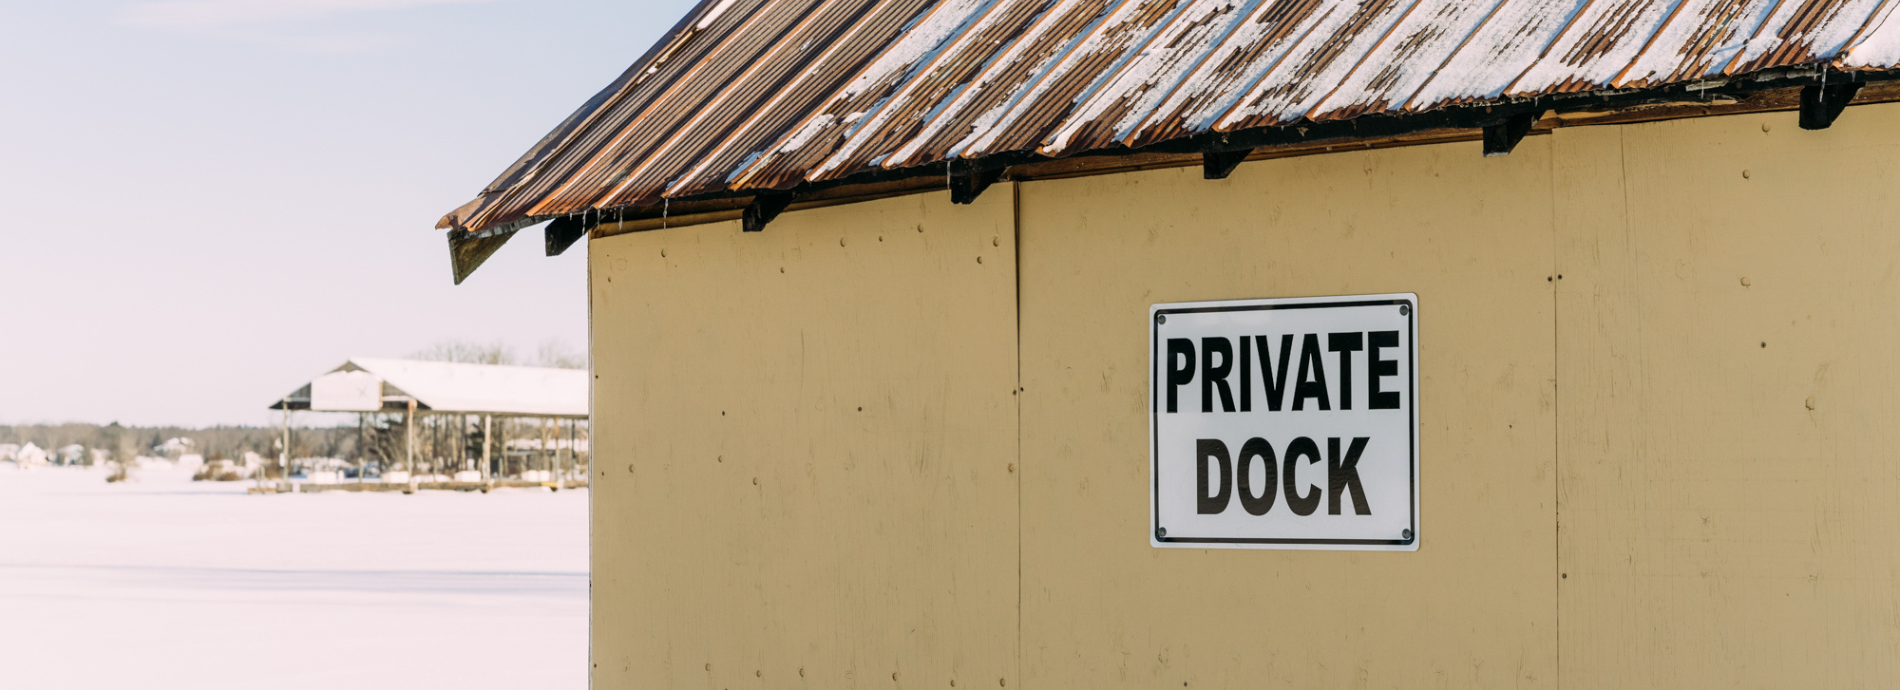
1553,105,1900,686
1016,141,1559,687
589,190,1020,689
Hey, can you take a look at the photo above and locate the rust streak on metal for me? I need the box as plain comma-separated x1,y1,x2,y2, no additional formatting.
438,0,1900,268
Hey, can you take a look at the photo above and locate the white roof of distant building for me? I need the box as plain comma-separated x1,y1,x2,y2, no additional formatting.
272,358,588,418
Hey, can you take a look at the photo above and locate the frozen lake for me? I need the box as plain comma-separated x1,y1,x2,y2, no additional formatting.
0,465,587,689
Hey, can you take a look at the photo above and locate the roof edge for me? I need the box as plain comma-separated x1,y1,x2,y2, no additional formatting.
452,65,1900,281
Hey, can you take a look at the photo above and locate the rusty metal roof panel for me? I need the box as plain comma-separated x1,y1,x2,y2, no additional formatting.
1123,0,1342,145
1306,0,1513,119
1508,0,1680,95
1400,0,1589,108
1614,0,1780,87
730,0,1014,188
598,0,914,206
658,0,936,199
440,0,1900,243
1219,0,1425,127
1727,0,1886,73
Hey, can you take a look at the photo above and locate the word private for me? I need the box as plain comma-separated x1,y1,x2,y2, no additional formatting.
1149,294,1419,550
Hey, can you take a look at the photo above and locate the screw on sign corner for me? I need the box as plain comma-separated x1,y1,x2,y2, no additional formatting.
1156,313,1167,324
1155,527,1167,539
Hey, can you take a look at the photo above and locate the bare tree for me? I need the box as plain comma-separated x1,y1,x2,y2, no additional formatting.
534,339,588,370
413,337,585,370
411,338,516,365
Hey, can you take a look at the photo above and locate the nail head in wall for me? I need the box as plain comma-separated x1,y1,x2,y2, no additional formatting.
976,256,983,264
1740,277,1751,287
1742,170,1751,179
1762,123,1772,133
661,249,667,257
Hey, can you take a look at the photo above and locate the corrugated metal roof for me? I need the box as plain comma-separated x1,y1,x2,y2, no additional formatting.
440,0,1900,248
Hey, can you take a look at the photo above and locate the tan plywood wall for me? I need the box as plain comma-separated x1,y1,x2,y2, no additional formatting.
1014,142,1561,687
588,190,1020,689
588,103,1900,689
1553,106,1900,686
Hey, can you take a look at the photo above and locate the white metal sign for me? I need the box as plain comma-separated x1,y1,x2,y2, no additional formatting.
310,370,384,412
1150,294,1418,550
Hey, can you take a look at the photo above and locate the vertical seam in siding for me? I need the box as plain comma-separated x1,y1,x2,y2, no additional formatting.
1548,126,1563,690
1011,179,1024,690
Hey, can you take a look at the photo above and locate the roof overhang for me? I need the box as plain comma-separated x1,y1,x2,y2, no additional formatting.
439,0,1900,282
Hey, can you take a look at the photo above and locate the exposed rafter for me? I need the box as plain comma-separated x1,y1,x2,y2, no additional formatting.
1800,82,1864,130
1482,112,1536,157
1203,149,1251,180
743,192,795,233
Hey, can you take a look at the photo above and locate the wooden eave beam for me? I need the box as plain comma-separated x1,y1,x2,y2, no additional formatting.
1800,81,1864,129
950,163,1005,204
1482,112,1537,157
1203,149,1251,179
742,192,795,232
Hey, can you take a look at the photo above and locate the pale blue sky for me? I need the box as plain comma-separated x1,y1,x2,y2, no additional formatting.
0,0,698,426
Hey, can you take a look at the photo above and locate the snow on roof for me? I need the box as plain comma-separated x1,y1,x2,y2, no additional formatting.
440,0,1900,250
273,358,588,418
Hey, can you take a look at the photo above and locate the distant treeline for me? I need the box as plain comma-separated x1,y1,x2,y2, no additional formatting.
0,423,362,464
1,338,588,466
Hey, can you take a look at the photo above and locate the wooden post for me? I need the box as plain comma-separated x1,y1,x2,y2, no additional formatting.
499,418,510,480
405,398,416,489
482,414,492,483
357,413,366,484
280,398,291,492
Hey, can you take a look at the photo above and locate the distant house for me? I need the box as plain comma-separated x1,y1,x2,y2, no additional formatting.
15,443,48,466
57,445,86,465
156,438,194,457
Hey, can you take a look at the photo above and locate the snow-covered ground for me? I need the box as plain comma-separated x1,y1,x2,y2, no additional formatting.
0,465,586,689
